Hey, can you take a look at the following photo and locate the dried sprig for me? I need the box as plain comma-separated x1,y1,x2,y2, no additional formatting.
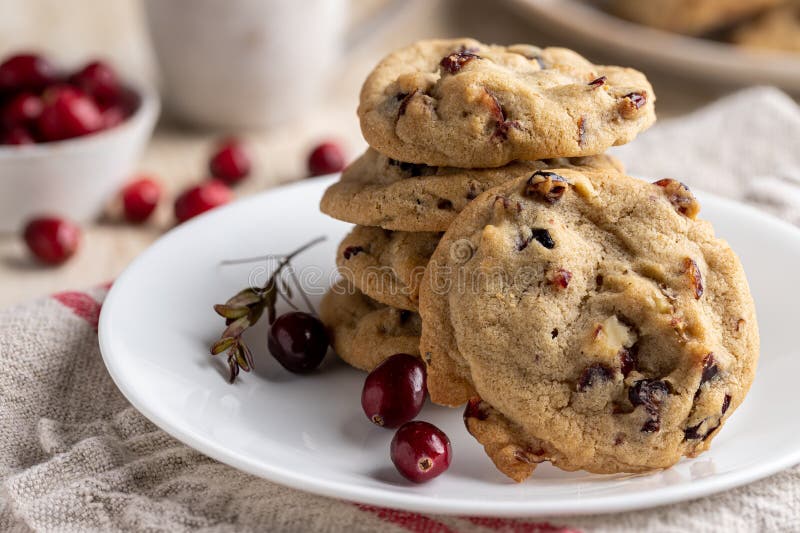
210,236,325,383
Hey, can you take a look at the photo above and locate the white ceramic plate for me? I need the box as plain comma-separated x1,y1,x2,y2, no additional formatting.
502,0,800,93
99,176,800,517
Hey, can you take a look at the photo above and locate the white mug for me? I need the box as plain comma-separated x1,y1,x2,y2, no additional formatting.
144,0,347,130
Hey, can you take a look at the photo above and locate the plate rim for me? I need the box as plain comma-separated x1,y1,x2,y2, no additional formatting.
99,176,800,517
501,0,800,90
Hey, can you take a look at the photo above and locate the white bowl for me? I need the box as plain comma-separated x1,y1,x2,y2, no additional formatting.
0,84,160,232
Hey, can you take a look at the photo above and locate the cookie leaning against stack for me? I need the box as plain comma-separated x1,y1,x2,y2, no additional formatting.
318,37,758,482
419,169,758,480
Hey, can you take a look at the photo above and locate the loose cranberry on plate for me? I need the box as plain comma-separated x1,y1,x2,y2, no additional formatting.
69,60,120,106
267,311,329,374
174,180,232,223
362,353,427,428
121,176,161,223
38,86,104,141
390,421,452,483
22,216,81,265
0,53,58,93
209,138,251,185
307,141,346,176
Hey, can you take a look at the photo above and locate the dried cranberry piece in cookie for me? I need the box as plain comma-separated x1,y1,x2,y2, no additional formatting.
629,379,670,433
463,396,489,423
549,268,572,289
396,90,419,116
439,50,480,74
684,257,704,299
531,228,555,249
619,92,648,119
342,246,363,260
516,227,555,251
619,344,639,377
525,171,568,203
629,379,670,408
577,363,615,392
481,89,520,141
654,179,700,219
588,76,607,89
700,353,719,384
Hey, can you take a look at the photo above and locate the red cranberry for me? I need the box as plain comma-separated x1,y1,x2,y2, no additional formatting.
390,421,452,483
209,139,251,184
69,60,120,105
121,176,161,223
22,216,81,265
267,311,329,374
38,86,103,141
0,53,57,93
100,105,126,129
362,353,427,428
1,127,35,145
173,180,232,223
2,93,42,128
308,141,346,176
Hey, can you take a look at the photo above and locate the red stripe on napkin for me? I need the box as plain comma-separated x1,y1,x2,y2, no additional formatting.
355,504,457,533
52,291,102,331
465,516,580,533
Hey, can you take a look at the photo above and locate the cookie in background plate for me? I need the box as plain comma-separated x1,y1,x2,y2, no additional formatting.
419,167,759,480
320,149,624,232
358,38,655,168
731,3,800,53
320,280,421,371
609,0,783,35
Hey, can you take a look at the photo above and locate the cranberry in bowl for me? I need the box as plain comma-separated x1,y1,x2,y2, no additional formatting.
0,53,160,232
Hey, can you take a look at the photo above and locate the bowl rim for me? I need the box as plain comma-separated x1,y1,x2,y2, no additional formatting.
0,79,160,159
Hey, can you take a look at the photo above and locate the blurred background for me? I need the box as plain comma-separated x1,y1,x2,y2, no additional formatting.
1,0,797,308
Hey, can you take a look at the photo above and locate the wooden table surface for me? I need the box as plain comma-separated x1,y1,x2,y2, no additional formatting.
0,0,744,308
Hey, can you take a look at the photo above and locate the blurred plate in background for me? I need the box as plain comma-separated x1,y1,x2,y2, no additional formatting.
502,0,800,93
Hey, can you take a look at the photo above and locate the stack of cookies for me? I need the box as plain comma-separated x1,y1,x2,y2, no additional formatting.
320,38,759,482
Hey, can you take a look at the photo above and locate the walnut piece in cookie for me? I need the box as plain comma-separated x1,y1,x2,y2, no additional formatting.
358,38,656,168
419,167,758,480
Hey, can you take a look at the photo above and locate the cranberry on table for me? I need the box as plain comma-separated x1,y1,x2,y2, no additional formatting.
267,311,329,374
121,176,161,223
209,138,251,184
22,216,81,265
390,421,452,483
307,141,346,176
0,53,57,93
2,93,42,128
69,60,120,105
174,180,232,223
362,353,427,428
38,86,103,141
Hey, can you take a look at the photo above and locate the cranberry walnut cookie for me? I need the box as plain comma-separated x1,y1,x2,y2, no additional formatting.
320,280,421,372
336,226,440,311
357,38,655,168
418,167,758,480
731,3,800,53
320,148,623,232
609,0,784,35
